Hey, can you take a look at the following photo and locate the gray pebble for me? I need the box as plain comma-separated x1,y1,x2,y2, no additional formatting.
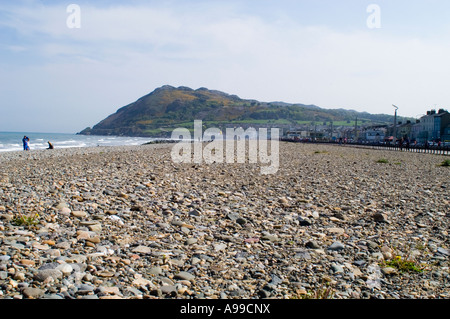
34,269,63,282
0,255,11,262
328,242,345,251
22,287,45,299
305,240,321,249
437,247,449,256
175,271,195,281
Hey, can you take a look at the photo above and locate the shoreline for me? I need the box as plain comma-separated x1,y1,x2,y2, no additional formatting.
0,142,449,299
0,132,156,154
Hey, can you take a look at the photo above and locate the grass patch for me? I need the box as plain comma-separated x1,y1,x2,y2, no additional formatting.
439,159,450,167
300,286,335,299
382,255,424,274
376,158,389,164
292,282,335,299
13,213,40,229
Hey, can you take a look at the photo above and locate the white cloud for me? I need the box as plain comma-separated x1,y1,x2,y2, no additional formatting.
5,45,28,52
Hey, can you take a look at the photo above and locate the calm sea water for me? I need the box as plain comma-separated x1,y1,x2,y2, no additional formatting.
0,132,155,153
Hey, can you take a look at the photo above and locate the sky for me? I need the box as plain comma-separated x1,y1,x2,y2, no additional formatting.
1,0,450,133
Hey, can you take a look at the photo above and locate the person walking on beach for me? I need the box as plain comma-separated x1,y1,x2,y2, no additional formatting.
22,136,30,151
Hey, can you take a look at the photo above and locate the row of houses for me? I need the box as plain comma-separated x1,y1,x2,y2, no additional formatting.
380,108,450,143
409,109,450,143
283,108,450,144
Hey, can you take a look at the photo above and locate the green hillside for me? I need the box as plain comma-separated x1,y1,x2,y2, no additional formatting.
78,85,406,137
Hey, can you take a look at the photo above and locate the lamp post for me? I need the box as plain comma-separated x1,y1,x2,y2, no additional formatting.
392,105,398,143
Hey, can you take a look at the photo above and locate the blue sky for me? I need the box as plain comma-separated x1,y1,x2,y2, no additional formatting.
1,0,450,133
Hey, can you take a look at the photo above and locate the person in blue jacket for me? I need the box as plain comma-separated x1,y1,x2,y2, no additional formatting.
22,136,30,151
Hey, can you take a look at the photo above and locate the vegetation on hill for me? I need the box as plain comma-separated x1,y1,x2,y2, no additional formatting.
79,85,408,137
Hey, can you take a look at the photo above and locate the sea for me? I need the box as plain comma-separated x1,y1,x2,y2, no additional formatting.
0,132,156,153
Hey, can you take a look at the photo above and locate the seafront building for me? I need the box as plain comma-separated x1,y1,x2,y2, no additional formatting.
282,109,450,144
415,109,450,143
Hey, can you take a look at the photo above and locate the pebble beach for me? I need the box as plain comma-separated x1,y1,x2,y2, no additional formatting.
0,142,449,299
